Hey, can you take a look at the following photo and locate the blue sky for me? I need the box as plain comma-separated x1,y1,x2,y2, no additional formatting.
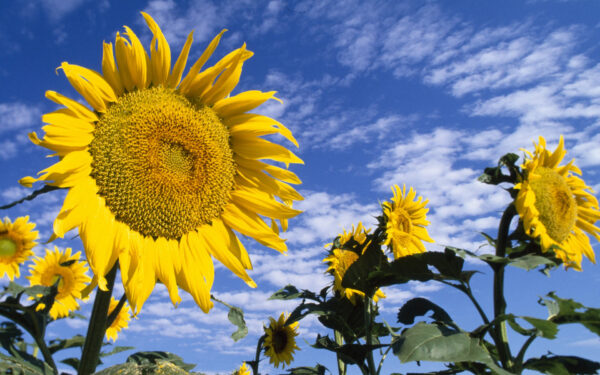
1,0,600,373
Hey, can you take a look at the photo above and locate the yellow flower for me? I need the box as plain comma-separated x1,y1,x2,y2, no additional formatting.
0,216,38,280
382,185,434,258
233,362,250,375
324,223,385,303
21,13,303,313
514,136,600,270
264,313,299,368
27,247,91,319
105,297,131,342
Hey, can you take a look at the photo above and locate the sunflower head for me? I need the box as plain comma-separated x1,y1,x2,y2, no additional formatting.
0,216,38,280
105,297,132,342
21,12,303,314
233,362,250,375
514,136,600,270
381,185,434,259
324,223,385,303
263,312,299,368
27,247,91,319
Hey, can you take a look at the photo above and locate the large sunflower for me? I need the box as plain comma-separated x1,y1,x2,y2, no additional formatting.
27,247,91,319
382,185,434,258
514,136,600,270
0,216,38,280
263,312,299,368
21,13,303,313
324,223,385,303
105,297,131,342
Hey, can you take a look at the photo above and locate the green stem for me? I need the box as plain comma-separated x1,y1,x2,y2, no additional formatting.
364,296,377,374
493,204,516,370
514,334,537,372
250,335,265,375
376,345,392,375
334,330,347,375
77,264,118,375
105,294,127,329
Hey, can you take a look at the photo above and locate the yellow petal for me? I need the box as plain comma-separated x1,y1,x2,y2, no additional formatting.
102,42,124,96
214,91,282,120
232,137,303,166
230,188,302,219
221,203,287,253
142,12,171,86
179,29,227,94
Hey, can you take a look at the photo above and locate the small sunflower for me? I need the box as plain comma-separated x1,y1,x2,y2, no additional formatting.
0,216,38,280
28,247,91,319
324,223,385,303
382,184,434,259
105,297,132,342
263,313,299,368
514,136,600,270
21,13,303,313
233,362,250,375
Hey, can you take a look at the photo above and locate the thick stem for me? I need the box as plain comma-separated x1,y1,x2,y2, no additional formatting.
77,264,118,375
334,330,347,375
492,204,516,370
364,296,377,374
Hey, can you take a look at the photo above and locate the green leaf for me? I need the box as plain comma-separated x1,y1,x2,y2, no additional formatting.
397,298,454,326
507,254,558,271
392,322,512,375
521,317,558,339
312,335,383,368
0,352,54,374
524,354,600,375
540,293,600,336
100,345,135,358
95,361,192,375
286,364,329,375
269,285,321,302
48,334,86,354
60,357,79,371
211,295,248,342
0,185,61,210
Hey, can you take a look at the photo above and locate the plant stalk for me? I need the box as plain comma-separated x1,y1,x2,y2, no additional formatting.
334,329,347,375
364,296,377,374
250,335,265,375
492,204,516,370
77,264,118,375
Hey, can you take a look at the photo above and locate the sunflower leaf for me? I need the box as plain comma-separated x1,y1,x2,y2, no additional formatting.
540,293,600,336
48,334,86,354
125,351,195,370
523,354,600,375
211,295,248,342
286,364,329,375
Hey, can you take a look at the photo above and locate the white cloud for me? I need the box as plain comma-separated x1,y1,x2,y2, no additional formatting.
38,0,86,23
0,102,40,133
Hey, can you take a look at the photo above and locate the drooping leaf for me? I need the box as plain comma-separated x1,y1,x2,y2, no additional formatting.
392,322,512,375
211,295,248,342
0,351,54,374
286,364,329,375
100,345,135,358
507,254,559,271
524,354,600,375
397,298,454,326
540,293,600,336
48,334,86,354
269,285,321,302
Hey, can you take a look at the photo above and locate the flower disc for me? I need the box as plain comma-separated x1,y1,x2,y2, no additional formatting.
264,313,299,368
0,216,38,280
90,87,235,239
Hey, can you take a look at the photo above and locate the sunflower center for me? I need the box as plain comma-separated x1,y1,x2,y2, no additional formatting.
0,238,17,257
272,329,288,353
529,167,577,243
50,274,65,289
89,87,236,239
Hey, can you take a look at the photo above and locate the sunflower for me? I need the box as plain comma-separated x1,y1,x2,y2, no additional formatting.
233,362,250,375
0,216,38,280
27,247,91,319
324,223,385,303
514,136,600,270
105,297,132,342
263,313,299,368
20,13,303,313
382,184,434,259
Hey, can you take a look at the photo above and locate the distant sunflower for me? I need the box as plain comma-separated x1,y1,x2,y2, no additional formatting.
324,223,385,303
382,185,434,258
233,362,250,375
105,297,131,342
28,247,91,319
21,13,303,313
264,313,299,368
514,136,600,270
0,216,38,280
